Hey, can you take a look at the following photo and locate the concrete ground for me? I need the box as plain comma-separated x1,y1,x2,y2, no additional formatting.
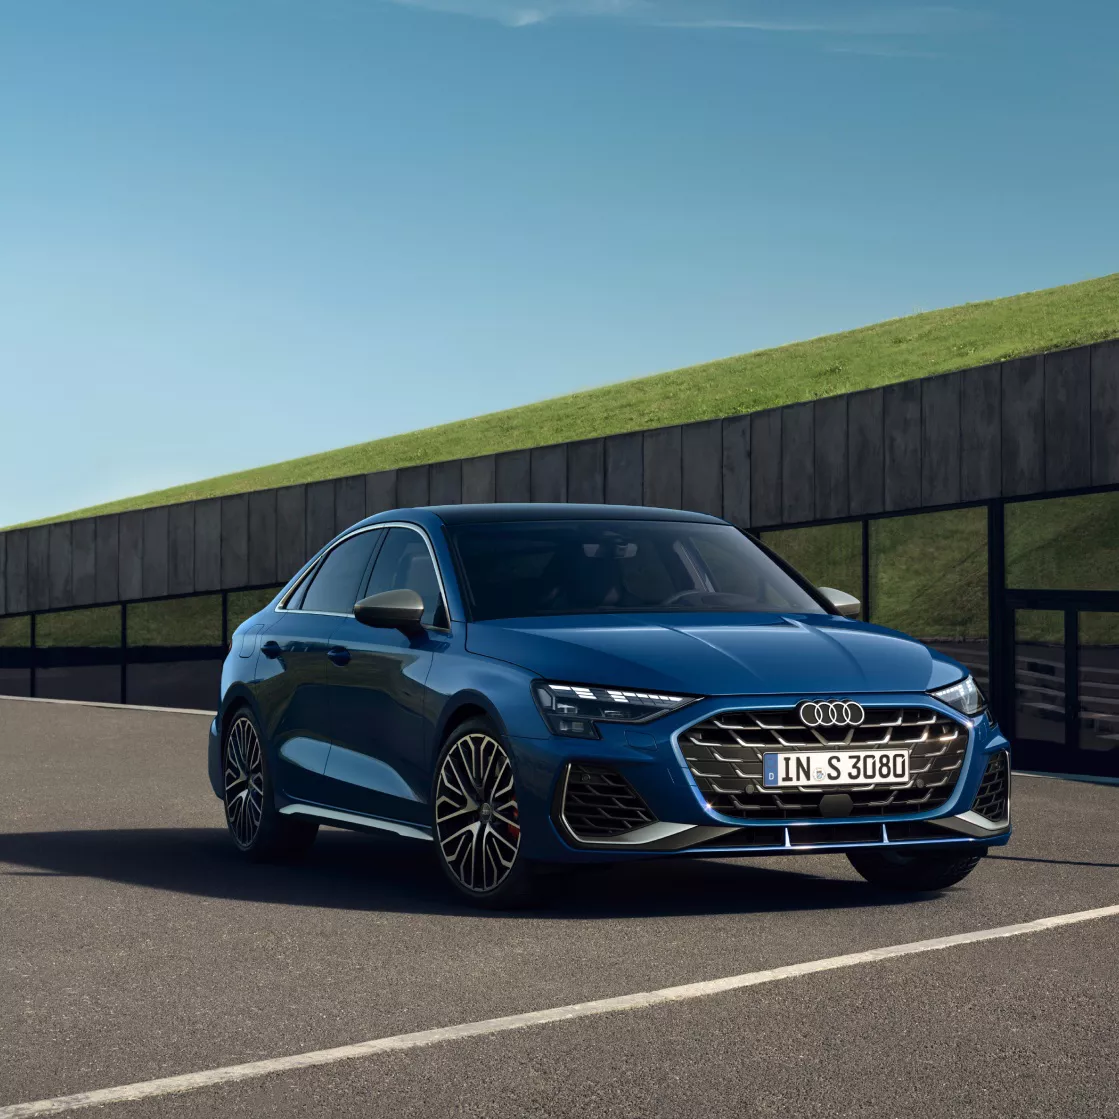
1,697,1117,1118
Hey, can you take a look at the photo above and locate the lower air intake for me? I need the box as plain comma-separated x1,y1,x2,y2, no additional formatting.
971,751,1010,822
562,765,656,840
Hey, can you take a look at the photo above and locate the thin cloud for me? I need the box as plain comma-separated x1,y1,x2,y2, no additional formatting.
382,0,987,35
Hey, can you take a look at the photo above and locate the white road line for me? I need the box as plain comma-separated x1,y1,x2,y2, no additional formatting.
0,695,214,717
3,903,1118,1118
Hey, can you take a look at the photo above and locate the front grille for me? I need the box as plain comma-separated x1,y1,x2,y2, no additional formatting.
971,751,1009,822
679,705,968,820
561,765,656,840
788,824,881,846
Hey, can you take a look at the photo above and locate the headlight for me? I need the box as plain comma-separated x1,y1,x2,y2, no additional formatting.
532,681,697,739
931,675,986,716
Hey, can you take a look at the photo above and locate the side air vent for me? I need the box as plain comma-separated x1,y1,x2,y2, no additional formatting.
971,751,1010,822
561,765,656,840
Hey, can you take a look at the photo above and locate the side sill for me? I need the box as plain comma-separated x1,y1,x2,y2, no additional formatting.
279,803,432,843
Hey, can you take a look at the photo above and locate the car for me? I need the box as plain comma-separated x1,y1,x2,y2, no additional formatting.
208,503,1011,907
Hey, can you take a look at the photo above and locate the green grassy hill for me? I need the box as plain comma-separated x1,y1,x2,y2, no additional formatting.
18,272,1119,528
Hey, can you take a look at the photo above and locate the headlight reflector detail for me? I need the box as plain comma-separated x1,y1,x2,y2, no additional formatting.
533,682,697,738
930,675,986,716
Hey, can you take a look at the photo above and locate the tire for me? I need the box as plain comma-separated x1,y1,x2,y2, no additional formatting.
222,707,318,862
847,846,985,892
433,717,536,908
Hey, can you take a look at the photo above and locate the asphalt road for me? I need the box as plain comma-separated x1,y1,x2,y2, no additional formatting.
2,696,1117,1118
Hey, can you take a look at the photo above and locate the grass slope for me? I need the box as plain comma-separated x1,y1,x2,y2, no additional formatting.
19,272,1119,528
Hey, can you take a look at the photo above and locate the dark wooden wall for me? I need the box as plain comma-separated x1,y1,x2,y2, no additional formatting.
2,340,1117,617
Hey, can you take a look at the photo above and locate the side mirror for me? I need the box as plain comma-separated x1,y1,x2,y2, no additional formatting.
818,586,861,619
354,589,425,632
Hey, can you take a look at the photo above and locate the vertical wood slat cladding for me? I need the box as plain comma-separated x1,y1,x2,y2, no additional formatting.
643,427,682,510
920,372,961,507
813,396,848,521
605,432,643,506
681,419,723,519
168,503,195,595
781,403,814,524
1044,345,1092,492
461,457,496,504
530,445,567,503
5,530,28,614
883,381,921,512
751,409,782,528
220,494,250,590
960,363,1001,502
397,465,430,508
194,500,222,593
305,480,336,558
720,416,749,527
335,474,368,533
72,519,97,606
94,517,119,604
567,440,604,504
276,486,307,585
141,506,169,599
2,342,1117,621
429,460,463,507
847,388,884,516
248,490,278,587
1091,340,1119,486
495,450,531,502
48,522,73,608
117,512,143,603
1001,354,1046,496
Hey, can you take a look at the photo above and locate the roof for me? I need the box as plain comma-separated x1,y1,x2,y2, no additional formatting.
423,503,727,525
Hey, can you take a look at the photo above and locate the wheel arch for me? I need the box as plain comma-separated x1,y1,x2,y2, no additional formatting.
435,690,511,750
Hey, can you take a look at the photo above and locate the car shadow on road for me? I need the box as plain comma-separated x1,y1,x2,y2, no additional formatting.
0,826,929,919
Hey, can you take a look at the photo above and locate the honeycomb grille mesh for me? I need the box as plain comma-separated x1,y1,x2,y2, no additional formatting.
562,765,656,839
679,706,968,820
971,750,1010,822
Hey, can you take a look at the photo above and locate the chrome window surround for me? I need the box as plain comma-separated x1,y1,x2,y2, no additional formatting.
274,522,452,630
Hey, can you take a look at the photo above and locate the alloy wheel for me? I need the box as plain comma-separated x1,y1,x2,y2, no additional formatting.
435,732,521,893
224,715,265,848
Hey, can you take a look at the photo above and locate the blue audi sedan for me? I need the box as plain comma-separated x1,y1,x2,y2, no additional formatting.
208,504,1010,907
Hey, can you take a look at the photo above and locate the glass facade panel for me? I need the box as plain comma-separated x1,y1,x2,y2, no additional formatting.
228,587,282,632
761,522,863,618
1006,490,1119,591
36,606,121,647
0,616,32,647
0,616,32,697
127,596,223,647
126,661,222,711
869,507,988,688
1014,609,1065,758
1078,612,1119,776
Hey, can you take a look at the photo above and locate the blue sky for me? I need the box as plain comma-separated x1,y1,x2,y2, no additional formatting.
1,0,1116,525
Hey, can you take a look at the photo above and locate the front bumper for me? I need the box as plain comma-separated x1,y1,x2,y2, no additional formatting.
510,692,1011,863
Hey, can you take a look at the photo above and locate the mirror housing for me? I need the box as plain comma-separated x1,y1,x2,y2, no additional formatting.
354,589,425,632
818,586,861,619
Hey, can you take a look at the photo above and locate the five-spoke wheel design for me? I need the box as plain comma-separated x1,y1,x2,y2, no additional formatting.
435,731,521,894
224,715,265,849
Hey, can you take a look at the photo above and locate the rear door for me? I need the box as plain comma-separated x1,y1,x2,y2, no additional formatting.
256,528,383,804
323,526,451,825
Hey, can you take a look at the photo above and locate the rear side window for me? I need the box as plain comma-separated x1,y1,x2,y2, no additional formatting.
298,530,382,614
364,528,447,627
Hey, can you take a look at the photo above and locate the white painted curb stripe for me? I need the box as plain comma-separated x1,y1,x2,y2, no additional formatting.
3,902,1117,1118
0,695,215,717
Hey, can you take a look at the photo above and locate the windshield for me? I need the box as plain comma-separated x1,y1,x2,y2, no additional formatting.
449,520,827,622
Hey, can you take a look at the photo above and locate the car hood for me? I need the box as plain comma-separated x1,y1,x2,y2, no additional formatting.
465,613,967,696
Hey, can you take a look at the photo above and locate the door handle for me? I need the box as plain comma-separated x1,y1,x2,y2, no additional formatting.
327,646,351,667
260,641,282,659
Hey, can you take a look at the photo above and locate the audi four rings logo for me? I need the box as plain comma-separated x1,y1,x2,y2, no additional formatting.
797,700,866,727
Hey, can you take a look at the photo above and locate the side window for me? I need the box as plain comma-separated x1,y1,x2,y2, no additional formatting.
364,528,447,627
299,530,382,614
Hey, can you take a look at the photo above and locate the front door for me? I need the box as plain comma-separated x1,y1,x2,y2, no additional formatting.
323,526,451,826
1010,598,1119,778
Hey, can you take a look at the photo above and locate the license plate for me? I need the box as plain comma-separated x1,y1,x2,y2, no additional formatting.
762,749,910,788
